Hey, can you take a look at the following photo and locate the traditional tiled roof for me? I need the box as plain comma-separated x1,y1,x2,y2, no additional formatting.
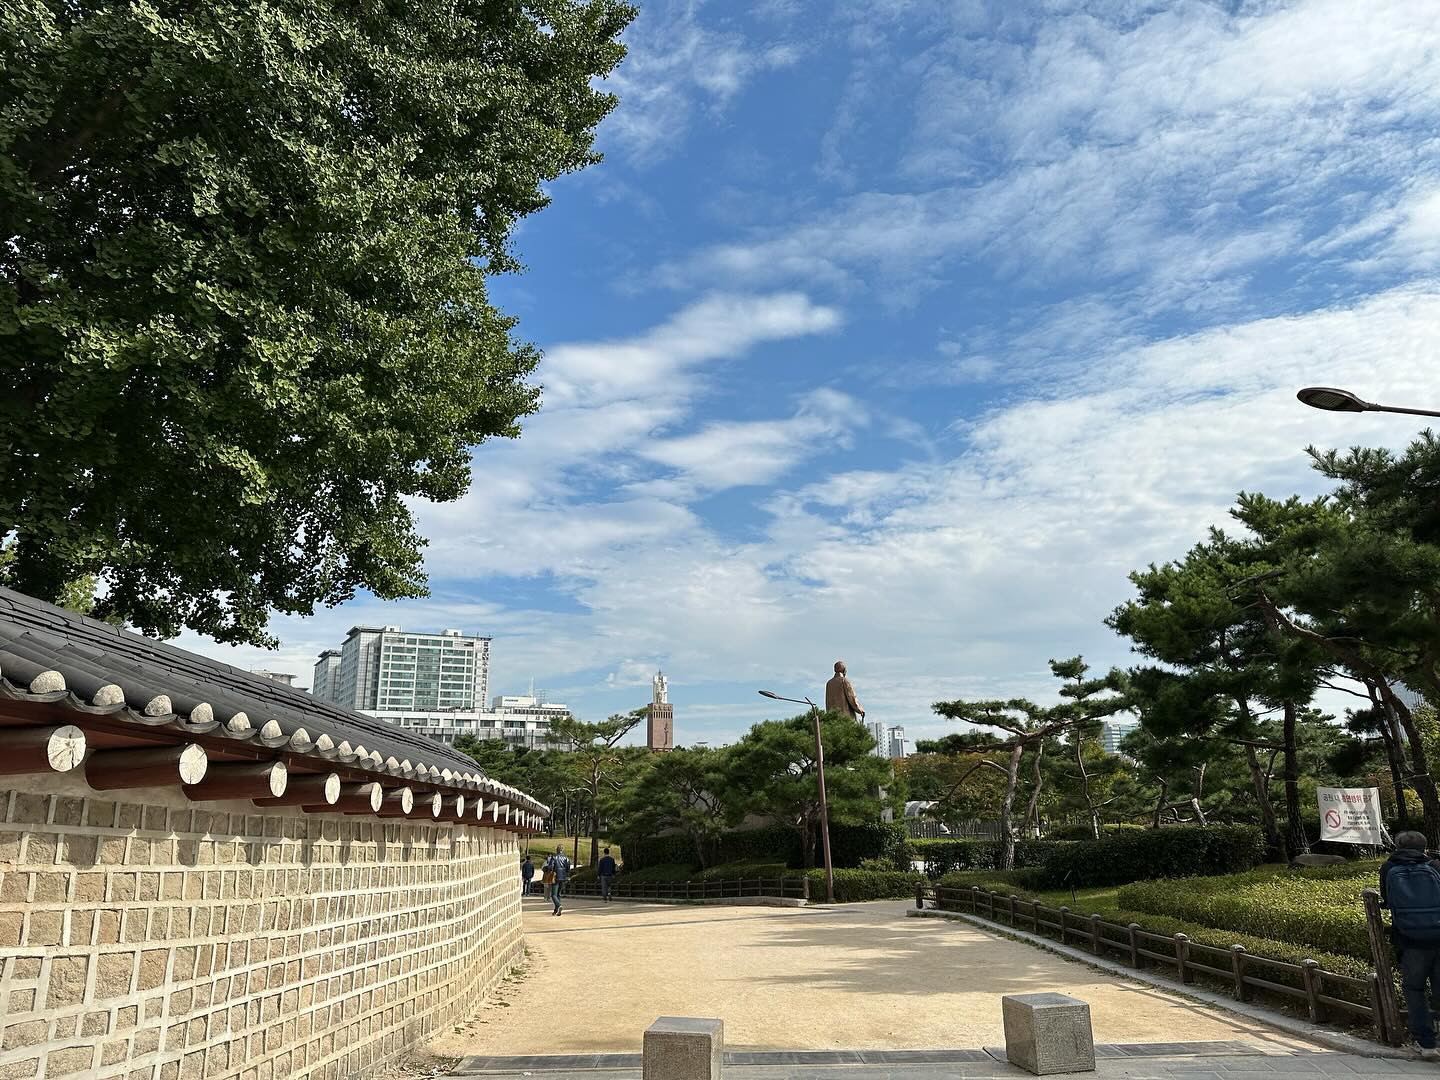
0,586,547,822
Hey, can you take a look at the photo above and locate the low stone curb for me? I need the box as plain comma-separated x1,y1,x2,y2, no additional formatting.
907,907,1416,1062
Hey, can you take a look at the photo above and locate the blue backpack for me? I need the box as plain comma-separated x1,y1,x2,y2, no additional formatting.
1388,861,1440,943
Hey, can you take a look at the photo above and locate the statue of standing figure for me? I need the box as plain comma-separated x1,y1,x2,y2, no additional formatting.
824,660,865,720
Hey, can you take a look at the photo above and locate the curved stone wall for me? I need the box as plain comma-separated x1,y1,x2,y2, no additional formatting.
0,775,523,1079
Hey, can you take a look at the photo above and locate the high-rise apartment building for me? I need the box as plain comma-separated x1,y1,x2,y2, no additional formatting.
886,725,907,759
311,650,341,702
312,626,490,713
869,720,886,757
1100,719,1139,755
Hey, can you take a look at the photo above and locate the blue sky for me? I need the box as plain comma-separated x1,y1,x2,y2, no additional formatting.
190,0,1440,746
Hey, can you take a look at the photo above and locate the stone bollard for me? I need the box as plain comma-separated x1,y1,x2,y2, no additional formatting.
643,1017,724,1080
1001,993,1095,1076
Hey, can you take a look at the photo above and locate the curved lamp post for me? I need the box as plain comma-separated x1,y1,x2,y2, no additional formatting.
758,689,835,904
1297,387,1440,419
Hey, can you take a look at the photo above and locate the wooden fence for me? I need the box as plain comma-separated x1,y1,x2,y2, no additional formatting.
562,876,809,902
917,882,1402,1043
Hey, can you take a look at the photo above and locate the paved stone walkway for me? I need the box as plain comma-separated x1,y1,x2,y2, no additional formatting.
429,899,1327,1058
452,1045,1437,1078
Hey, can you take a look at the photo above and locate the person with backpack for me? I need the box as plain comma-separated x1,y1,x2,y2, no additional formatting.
597,847,618,902
521,854,535,898
1381,830,1440,1056
546,847,571,917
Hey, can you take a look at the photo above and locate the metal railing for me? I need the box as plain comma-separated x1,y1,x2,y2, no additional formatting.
917,883,1387,1038
561,876,809,902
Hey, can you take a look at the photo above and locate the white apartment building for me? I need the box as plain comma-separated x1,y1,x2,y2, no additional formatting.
375,694,570,749
311,625,491,713
1100,719,1140,755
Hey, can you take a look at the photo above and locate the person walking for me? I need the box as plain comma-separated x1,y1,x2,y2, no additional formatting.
1381,830,1440,1057
597,847,618,902
541,855,556,902
547,847,571,916
521,854,535,898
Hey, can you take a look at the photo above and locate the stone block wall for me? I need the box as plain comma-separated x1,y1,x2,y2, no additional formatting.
0,775,524,1080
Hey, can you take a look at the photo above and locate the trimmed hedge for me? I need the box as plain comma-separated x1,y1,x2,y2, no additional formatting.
910,838,1069,877
623,821,909,872
933,870,1370,981
1029,825,1264,888
1117,862,1380,961
805,868,928,902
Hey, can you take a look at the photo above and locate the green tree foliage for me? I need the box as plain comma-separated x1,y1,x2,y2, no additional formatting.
1110,539,1326,857
727,711,891,869
1223,437,1440,840
0,0,633,644
553,709,645,866
617,747,744,868
932,657,1125,868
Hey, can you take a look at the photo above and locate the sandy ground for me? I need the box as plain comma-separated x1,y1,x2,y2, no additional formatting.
427,898,1312,1057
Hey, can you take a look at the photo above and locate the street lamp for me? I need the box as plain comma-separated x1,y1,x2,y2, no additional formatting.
1297,387,1440,419
758,689,835,904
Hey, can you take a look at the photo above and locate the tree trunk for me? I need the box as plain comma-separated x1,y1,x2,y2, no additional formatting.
1383,707,1413,829
1152,778,1169,829
589,776,602,868
1282,702,1309,859
1380,683,1440,841
1243,742,1282,853
1022,742,1047,837
1190,762,1208,826
801,819,816,869
1072,729,1099,840
998,743,1024,869
1234,698,1281,852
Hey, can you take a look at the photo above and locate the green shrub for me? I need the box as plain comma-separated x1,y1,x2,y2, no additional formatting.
619,834,699,871
805,868,928,902
612,862,699,883
911,838,1069,877
1043,822,1144,842
691,861,791,882
933,870,1370,981
1031,825,1264,888
1116,862,1381,961
624,821,909,872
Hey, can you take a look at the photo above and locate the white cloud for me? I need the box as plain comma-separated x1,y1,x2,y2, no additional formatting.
673,1,1440,319
600,1,799,164
636,388,866,494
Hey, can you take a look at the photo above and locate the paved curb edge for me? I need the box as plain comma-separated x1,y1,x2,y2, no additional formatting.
906,907,1416,1062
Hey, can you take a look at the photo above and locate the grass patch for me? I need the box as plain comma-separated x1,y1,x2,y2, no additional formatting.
935,868,1372,980
1116,861,1382,962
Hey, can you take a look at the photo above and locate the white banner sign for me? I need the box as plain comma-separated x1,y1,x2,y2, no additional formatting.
1318,787,1385,845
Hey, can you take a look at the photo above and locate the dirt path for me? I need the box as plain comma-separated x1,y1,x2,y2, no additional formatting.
428,897,1312,1056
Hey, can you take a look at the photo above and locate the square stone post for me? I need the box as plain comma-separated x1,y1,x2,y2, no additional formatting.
1001,993,1095,1075
643,1017,723,1080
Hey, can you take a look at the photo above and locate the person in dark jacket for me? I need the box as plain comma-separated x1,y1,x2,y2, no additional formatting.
521,855,535,898
597,848,618,902
1381,831,1440,1057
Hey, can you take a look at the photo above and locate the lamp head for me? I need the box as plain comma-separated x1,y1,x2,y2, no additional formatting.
1297,386,1370,413
758,690,780,700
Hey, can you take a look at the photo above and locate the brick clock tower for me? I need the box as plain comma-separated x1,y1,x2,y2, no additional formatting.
647,671,674,752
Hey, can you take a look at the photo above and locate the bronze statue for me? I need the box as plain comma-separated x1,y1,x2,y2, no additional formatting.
824,660,865,719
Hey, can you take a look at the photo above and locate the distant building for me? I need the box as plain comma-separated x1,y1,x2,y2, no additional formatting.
378,694,570,749
311,625,490,713
251,670,298,687
1100,720,1139,755
647,671,674,751
886,725,907,760
311,650,341,702
869,720,886,757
